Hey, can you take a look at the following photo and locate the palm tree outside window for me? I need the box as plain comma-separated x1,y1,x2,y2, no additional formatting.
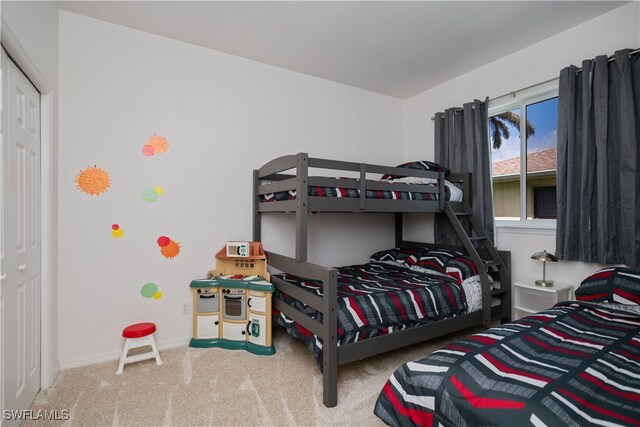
489,94,559,222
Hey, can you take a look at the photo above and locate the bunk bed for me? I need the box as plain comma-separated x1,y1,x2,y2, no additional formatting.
252,153,512,407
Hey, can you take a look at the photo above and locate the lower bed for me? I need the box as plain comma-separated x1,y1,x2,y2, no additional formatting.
375,300,640,427
273,261,481,366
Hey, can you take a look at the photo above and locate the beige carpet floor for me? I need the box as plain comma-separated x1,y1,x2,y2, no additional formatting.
26,326,483,426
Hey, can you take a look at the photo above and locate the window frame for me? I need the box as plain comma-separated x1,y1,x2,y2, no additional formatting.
488,82,559,230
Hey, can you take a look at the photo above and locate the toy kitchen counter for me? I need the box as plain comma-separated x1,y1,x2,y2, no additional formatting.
189,275,276,356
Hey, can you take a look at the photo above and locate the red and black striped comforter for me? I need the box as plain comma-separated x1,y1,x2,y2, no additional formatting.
261,178,451,202
375,301,640,427
273,262,468,366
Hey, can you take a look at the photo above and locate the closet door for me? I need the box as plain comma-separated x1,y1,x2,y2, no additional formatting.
1,47,41,420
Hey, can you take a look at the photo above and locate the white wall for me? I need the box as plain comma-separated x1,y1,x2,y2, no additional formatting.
403,2,640,287
58,11,403,368
1,0,59,386
1,1,59,84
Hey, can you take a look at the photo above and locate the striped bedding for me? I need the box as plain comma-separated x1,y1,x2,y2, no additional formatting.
260,178,461,202
273,262,474,366
375,301,640,427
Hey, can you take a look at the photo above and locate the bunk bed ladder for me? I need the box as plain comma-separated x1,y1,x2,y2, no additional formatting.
444,203,508,326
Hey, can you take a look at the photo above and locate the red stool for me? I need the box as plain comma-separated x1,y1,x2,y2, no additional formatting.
116,322,162,374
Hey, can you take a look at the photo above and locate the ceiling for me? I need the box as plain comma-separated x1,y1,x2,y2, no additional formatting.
58,1,628,99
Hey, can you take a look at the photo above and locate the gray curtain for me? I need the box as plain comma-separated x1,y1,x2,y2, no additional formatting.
434,98,494,246
557,48,640,266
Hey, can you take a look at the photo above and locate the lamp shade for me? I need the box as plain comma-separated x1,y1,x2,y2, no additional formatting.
531,250,558,262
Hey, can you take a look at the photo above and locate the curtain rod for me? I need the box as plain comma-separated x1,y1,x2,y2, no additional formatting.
575,46,640,72
430,47,640,120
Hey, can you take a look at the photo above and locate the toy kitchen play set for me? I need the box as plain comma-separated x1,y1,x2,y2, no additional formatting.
189,242,275,356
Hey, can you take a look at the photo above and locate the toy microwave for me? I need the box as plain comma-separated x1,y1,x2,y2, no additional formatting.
226,241,249,257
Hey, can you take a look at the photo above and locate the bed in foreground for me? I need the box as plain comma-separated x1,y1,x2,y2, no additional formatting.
375,267,640,427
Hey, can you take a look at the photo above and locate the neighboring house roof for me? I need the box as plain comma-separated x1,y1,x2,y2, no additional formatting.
492,147,557,177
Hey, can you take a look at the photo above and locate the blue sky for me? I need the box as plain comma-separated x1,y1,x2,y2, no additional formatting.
491,97,558,163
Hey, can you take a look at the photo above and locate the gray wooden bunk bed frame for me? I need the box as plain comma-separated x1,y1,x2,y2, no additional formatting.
252,152,511,407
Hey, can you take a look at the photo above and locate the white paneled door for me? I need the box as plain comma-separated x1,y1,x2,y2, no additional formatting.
1,48,41,420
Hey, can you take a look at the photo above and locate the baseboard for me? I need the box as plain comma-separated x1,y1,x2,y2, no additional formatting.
59,336,191,370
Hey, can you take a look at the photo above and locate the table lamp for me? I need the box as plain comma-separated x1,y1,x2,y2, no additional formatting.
531,250,558,287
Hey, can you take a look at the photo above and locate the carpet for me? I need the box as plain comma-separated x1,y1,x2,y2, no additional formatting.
26,326,483,426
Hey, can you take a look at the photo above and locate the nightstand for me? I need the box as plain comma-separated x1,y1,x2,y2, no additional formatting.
512,281,573,320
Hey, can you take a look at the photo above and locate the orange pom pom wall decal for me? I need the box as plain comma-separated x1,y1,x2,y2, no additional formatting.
142,134,169,157
162,241,181,259
75,165,111,196
157,235,181,259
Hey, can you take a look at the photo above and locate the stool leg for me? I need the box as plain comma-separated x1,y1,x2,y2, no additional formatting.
116,338,131,375
149,334,163,366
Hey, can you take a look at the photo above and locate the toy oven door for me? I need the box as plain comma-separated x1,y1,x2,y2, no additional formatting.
223,295,246,320
196,289,219,313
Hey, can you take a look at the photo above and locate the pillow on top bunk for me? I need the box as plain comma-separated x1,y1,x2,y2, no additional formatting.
575,267,640,305
380,161,450,181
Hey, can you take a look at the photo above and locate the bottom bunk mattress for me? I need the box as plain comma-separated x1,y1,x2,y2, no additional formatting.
375,300,640,427
273,262,481,365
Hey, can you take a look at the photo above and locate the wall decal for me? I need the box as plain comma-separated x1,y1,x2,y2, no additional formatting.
111,224,124,238
157,235,181,259
142,134,169,157
141,282,162,300
75,165,111,196
141,186,164,203
141,144,155,157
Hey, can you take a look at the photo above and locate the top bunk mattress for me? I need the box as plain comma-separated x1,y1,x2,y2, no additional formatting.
261,177,462,202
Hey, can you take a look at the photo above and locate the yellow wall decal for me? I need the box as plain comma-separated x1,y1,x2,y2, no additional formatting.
111,224,124,238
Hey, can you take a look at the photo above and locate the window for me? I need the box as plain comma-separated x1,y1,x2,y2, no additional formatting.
533,186,557,219
489,89,558,225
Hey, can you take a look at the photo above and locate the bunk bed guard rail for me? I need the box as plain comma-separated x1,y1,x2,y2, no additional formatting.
253,153,461,261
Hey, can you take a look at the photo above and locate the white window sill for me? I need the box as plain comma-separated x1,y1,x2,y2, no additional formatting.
495,219,556,235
